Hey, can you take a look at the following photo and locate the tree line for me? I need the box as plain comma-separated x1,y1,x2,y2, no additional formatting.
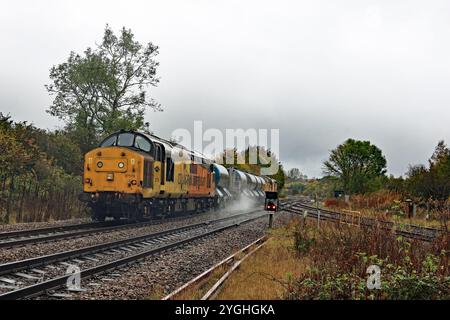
1,25,287,222
0,114,83,222
0,26,162,223
290,138,449,211
217,147,286,191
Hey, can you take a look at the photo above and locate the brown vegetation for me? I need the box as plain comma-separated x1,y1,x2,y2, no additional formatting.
323,189,449,228
0,114,85,223
216,216,449,300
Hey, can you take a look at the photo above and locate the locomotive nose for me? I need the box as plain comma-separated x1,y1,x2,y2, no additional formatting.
83,147,141,193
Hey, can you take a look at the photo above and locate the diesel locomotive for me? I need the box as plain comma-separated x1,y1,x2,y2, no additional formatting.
80,130,277,221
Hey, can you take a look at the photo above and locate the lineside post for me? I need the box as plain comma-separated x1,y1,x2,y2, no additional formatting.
269,213,274,228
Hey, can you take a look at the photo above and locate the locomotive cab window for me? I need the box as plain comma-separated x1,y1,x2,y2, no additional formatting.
155,144,164,161
101,132,154,154
117,133,135,147
135,136,151,153
101,135,117,147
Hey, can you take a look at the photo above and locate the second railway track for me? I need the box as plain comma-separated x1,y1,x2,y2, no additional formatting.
281,200,448,242
0,207,258,249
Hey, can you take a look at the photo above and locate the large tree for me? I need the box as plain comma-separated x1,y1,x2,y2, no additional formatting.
46,25,161,153
216,147,286,191
407,140,450,201
323,139,387,194
287,168,307,181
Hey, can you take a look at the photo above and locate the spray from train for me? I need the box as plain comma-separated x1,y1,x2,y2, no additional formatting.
212,164,277,212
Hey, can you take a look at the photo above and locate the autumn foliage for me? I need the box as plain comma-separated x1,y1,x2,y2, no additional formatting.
0,114,84,223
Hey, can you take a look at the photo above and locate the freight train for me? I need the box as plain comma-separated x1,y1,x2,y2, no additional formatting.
79,130,277,221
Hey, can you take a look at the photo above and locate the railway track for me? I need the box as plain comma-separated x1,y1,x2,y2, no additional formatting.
281,200,447,242
0,221,114,241
0,208,258,249
0,220,136,249
0,209,268,300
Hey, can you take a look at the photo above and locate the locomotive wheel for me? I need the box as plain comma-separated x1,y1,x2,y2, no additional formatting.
143,203,151,218
181,202,188,214
136,203,144,221
169,203,176,215
90,205,106,222
128,205,143,222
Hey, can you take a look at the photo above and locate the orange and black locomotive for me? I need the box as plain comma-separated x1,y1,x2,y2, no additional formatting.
80,130,277,221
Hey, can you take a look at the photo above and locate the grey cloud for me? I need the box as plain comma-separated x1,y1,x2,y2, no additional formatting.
1,0,449,177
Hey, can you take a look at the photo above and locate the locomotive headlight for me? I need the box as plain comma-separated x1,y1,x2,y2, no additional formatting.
97,161,104,168
118,162,125,168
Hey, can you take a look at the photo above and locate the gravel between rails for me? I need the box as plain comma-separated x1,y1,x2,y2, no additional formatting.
63,213,296,300
0,218,91,233
0,209,259,264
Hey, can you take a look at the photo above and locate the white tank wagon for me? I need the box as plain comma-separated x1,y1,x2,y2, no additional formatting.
228,167,248,196
244,173,265,198
255,176,266,197
212,164,232,206
213,165,275,204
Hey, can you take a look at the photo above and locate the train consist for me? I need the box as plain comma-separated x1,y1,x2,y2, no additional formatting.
80,130,278,221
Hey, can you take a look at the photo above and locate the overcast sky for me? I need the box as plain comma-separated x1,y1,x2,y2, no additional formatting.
1,0,449,177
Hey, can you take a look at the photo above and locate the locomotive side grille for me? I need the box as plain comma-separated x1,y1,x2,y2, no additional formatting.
143,159,153,188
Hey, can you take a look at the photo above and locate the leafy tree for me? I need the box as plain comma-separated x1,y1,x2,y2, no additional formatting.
407,140,450,201
287,168,307,181
287,168,300,180
270,163,286,191
0,114,40,176
34,130,83,175
430,140,450,166
46,25,161,153
323,139,387,194
385,175,406,194
216,146,286,191
302,176,338,198
0,114,85,223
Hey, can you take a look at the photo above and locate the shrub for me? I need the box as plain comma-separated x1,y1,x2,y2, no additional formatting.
284,219,449,300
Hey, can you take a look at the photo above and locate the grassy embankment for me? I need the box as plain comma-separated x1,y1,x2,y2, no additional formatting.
215,216,449,300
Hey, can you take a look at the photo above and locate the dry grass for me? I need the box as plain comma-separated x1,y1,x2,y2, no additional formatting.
284,218,449,300
216,219,307,300
165,242,266,300
323,191,446,228
212,216,449,300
